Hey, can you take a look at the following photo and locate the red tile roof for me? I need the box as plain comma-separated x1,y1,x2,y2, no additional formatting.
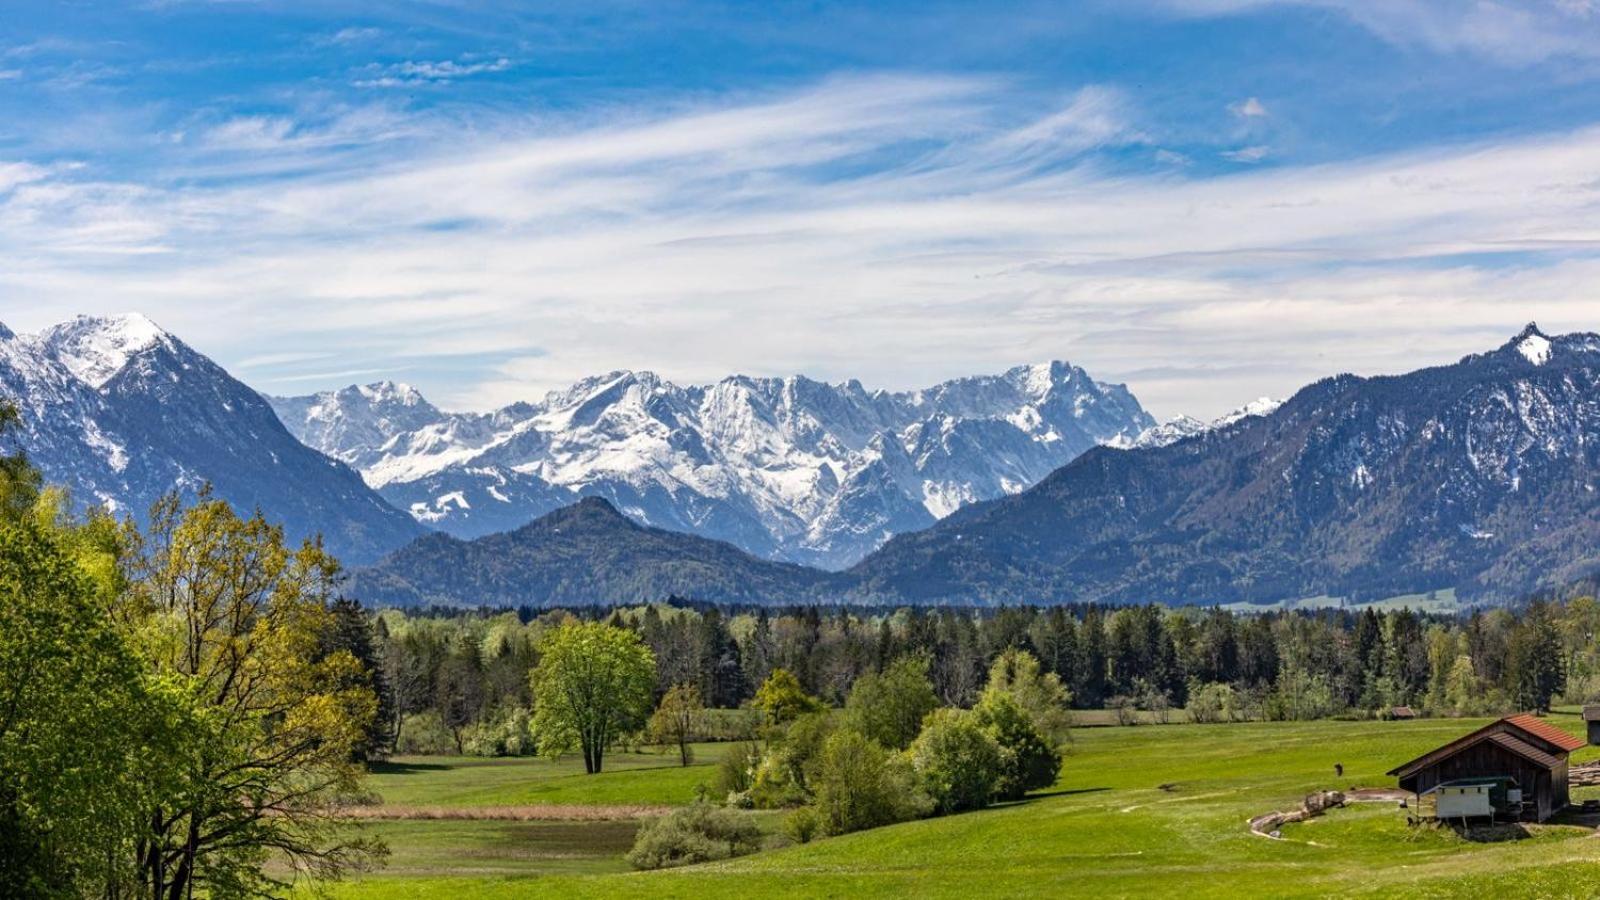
1503,714,1586,753
1486,731,1561,769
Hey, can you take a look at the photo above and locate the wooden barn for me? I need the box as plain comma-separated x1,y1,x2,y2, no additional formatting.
1584,705,1600,746
1387,714,1585,823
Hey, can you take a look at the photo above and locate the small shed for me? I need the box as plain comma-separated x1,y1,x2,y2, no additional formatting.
1388,706,1417,720
1387,714,1585,823
1583,705,1600,746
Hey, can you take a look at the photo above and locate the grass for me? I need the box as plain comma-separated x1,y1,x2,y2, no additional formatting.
366,742,728,808
312,715,1600,899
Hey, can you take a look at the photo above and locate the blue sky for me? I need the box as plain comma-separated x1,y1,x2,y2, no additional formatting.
5,1,1600,418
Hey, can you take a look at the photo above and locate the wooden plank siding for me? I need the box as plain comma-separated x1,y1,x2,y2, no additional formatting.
1397,741,1568,822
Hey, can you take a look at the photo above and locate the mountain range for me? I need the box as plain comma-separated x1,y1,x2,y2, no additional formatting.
7,312,1592,609
272,362,1165,568
356,324,1600,607
0,315,424,564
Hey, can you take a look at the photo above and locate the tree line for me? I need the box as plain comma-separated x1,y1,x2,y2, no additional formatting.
378,593,1590,757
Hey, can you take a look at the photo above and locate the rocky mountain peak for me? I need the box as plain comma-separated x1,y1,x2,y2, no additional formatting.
41,312,175,389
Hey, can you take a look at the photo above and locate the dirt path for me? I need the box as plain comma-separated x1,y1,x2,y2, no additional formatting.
342,803,669,821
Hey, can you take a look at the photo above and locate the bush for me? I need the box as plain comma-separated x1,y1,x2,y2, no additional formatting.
783,806,822,844
1187,682,1239,725
811,729,929,835
907,708,1002,814
714,741,762,799
626,802,763,870
462,706,536,757
973,693,1060,801
395,711,455,755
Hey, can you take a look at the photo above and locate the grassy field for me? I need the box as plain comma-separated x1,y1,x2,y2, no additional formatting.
316,713,1600,899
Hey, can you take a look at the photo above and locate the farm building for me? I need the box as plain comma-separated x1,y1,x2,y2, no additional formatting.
1387,714,1585,823
1584,705,1600,746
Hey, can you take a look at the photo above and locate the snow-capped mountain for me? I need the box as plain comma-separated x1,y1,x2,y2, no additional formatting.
852,324,1600,605
1118,396,1284,448
274,361,1156,567
0,314,425,564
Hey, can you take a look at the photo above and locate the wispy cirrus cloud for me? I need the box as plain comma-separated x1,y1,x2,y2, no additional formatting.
3,72,1599,419
354,56,513,88
1156,0,1600,65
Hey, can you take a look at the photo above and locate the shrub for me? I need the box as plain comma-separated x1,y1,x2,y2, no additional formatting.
626,802,762,870
1187,681,1238,725
973,693,1061,801
714,741,762,799
777,711,836,792
845,655,939,751
462,705,536,757
396,711,455,755
908,708,1002,814
811,729,929,835
980,649,1074,744
783,806,822,844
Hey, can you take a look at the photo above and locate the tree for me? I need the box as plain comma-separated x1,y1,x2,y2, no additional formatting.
810,729,928,835
907,708,1002,814
752,668,824,725
123,492,384,898
435,634,486,753
649,683,705,766
981,648,1073,745
844,655,939,751
973,693,1060,801
0,516,158,897
0,401,41,522
320,597,394,761
530,621,655,774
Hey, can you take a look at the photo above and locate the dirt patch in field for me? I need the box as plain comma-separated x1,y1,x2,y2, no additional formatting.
343,803,669,821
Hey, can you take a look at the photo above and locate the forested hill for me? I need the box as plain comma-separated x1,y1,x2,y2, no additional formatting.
848,325,1600,606
351,496,841,607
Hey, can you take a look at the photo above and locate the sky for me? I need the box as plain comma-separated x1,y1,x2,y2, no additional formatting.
4,2,1600,419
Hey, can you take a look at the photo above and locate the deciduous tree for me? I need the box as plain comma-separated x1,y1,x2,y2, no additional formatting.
530,621,655,773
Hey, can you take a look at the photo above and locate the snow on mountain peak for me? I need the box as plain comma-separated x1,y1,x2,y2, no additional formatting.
41,313,172,389
275,358,1156,567
357,380,426,406
1515,324,1553,366
0,322,13,341
1215,396,1283,427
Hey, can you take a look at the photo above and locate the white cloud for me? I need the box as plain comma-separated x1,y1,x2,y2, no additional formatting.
5,73,1600,419
1157,0,1600,65
1222,144,1270,162
355,56,512,87
1230,96,1268,118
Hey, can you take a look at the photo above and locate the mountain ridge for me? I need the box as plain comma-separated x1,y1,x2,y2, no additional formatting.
272,359,1160,568
354,323,1600,608
0,314,426,564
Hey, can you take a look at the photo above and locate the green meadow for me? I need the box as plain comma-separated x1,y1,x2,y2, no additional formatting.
318,714,1600,899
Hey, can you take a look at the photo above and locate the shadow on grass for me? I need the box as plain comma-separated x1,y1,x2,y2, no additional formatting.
370,760,453,775
1450,822,1532,843
1016,787,1112,802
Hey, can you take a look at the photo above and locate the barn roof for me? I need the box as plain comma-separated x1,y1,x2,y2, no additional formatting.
1583,705,1600,723
1501,714,1585,753
1387,714,1581,779
1485,732,1562,769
